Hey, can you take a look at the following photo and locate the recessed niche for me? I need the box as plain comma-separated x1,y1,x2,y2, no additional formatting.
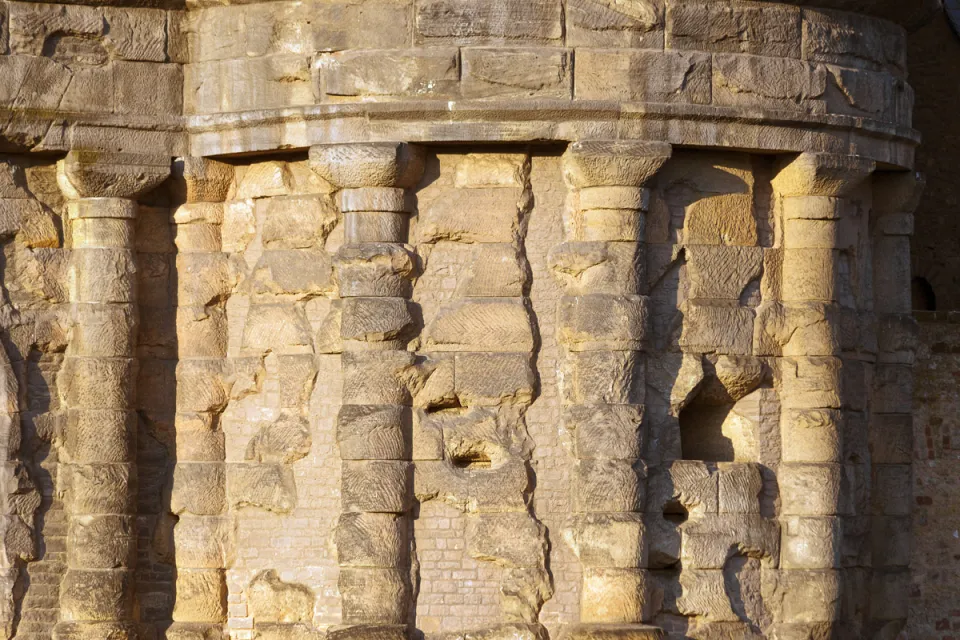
679,391,761,463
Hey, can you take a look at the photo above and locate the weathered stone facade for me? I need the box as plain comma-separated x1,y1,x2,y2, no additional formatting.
0,0,947,639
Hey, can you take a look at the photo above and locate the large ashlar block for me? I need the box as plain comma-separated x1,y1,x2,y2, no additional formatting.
172,157,234,204
872,364,913,414
681,514,779,569
873,236,911,314
340,187,407,213
781,408,843,463
339,568,408,624
67,303,136,358
342,351,416,406
713,54,825,111
779,464,845,516
462,47,571,99
241,303,313,355
454,153,529,189
683,193,758,246
338,405,411,461
171,463,226,516
676,569,740,622
176,252,234,307
580,568,648,623
323,48,460,99
335,512,407,568
576,49,710,104
341,298,414,344
666,1,801,57
454,353,536,407
175,359,231,413
782,248,845,303
549,241,644,296
341,461,412,513
71,217,134,249
566,0,664,48
261,195,338,250
753,302,859,357
801,9,906,75
60,151,170,199
869,414,912,464
227,463,298,513
173,515,235,569
459,243,528,298
245,415,312,464
61,463,135,515
59,569,134,621
776,570,841,624
869,569,909,622
717,463,763,514
172,568,227,623
66,514,135,569
326,625,408,640
646,461,718,515
685,245,763,301
876,314,919,364
52,621,139,640
566,404,643,460
418,187,527,245
466,512,546,568
782,516,842,569
415,0,562,45
561,350,644,406
247,570,316,623
177,306,228,358
422,299,534,353
68,249,136,304
310,143,425,190
573,459,645,513
414,459,529,513
344,211,407,244
559,294,649,352
779,356,843,410
173,223,221,253
678,302,754,355
177,429,227,463
335,243,417,298
565,513,646,568
63,410,135,464
563,141,672,189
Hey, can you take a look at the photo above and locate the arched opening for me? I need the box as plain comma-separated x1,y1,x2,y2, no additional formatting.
912,276,937,311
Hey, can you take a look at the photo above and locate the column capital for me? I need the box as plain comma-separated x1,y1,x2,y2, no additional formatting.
772,152,876,198
171,157,235,204
562,140,672,189
58,151,171,200
309,142,426,189
873,171,926,216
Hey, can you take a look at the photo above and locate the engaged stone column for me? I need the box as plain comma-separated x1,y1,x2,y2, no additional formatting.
552,141,671,639
169,157,235,638
868,171,924,636
771,153,875,635
55,151,170,640
309,143,425,636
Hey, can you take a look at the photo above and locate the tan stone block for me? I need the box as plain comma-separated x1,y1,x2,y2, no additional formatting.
340,187,407,213
176,430,226,463
876,314,918,364
113,61,182,116
577,186,647,211
211,55,312,113
873,234,911,314
575,49,710,104
172,222,221,254
248,569,315,623
341,298,413,345
415,0,562,45
8,2,103,56
327,625,408,640
173,515,235,569
781,408,842,463
68,249,136,304
713,53,825,111
422,299,534,353
565,404,643,460
782,516,842,569
573,209,646,243
339,567,408,624
779,463,845,516
67,514,134,569
559,294,649,352
683,193,757,246
245,415,312,465
172,463,226,516
251,250,335,299
565,513,646,568
781,248,844,303
562,350,644,406
342,461,412,513
454,353,535,407
61,357,135,410
573,459,645,513
335,512,407,568
686,245,763,301
459,243,528,298
779,356,842,410
461,47,571,99
177,306,228,359
342,351,416,406
71,218,135,250
676,569,739,622
310,143,426,190
717,463,762,514
176,252,234,306
63,410,135,464
678,302,754,355
53,622,139,640
777,569,841,623
802,9,905,75
227,463,297,513
414,459,529,513
466,512,546,568
59,568,134,621
335,243,416,298
558,624,662,640
137,252,173,310
869,413,912,464
580,568,648,623
172,201,222,226
344,211,407,244
772,153,875,198
175,359,230,413
241,303,313,355
563,141,670,189
172,568,227,623
221,199,256,253
566,0,664,48
549,241,644,296
454,153,529,189
67,303,137,358
666,1,801,57
173,157,234,204
680,514,780,569
646,461,718,515
323,48,459,99
418,186,527,244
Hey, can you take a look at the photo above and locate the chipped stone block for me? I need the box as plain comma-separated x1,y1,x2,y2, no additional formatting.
559,294,649,352
415,0,562,45
323,48,459,99
338,405,411,461
339,568,408,624
466,512,546,568
175,359,231,413
676,569,739,622
177,252,235,307
455,153,530,189
251,251,335,299
779,356,842,410
562,350,644,406
342,351,417,406
779,463,845,516
678,302,754,355
462,47,571,100
246,415,312,464
172,568,227,623
418,187,528,245
801,9,906,75
566,404,643,460
573,459,645,513
341,297,414,345
575,49,711,103
341,461,412,513
683,193,757,246
549,242,644,296
666,1,801,57
60,568,134,621
454,353,535,407
685,245,763,301
414,459,529,513
776,569,841,623
227,463,297,513
713,54,826,112
717,463,762,514
580,568,648,623
67,514,135,569
172,463,226,516
781,408,842,464
344,211,407,244
61,462,135,515
565,513,646,569
335,512,407,568
459,243,528,298
423,299,534,353
566,0,664,48
782,516,841,570
260,195,339,251
336,243,417,298
241,303,313,355
63,409,135,465
248,570,315,623
646,461,718,515
681,514,780,569
173,515,235,569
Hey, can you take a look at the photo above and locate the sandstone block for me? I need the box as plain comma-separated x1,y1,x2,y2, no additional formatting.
177,252,234,306
63,410,135,464
549,242,644,296
869,413,912,464
340,187,407,213
172,463,226,516
327,625,408,640
175,359,230,413
338,405,411,461
573,459,645,513
666,1,801,57
341,297,414,345
872,364,913,414
459,243,528,298
72,217,135,250
781,408,843,463
454,353,536,407
870,515,911,569
59,568,134,621
772,153,875,198
422,299,534,353
68,249,136,304
227,463,297,513
559,294,649,352
678,302,754,355
173,222,221,253
455,153,530,189
418,187,527,244
876,314,918,364
252,250,335,299
323,49,459,99
335,512,407,568
676,569,739,622
782,516,842,569
680,514,780,569
414,459,529,513
175,426,225,464
562,350,644,406
565,513,646,568
558,624,662,640
566,0,664,48
241,304,313,355
869,569,909,621
466,512,546,568
566,404,643,460
713,54,825,112
339,568,408,624
173,157,234,204
68,303,137,358
336,243,416,298
462,47,571,99
173,515,235,569
717,463,763,514
415,0,562,45
685,245,763,301
344,211,407,244
172,568,227,623
776,569,840,624
683,193,758,246
341,461,412,513
245,415,312,465
801,9,906,75
67,514,134,569
575,49,710,104
248,570,315,623
342,351,417,405
221,199,256,253
61,357,135,410
779,356,842,410
779,463,845,516
580,568,648,623
177,306,228,358
646,461,718,515
309,143,426,190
